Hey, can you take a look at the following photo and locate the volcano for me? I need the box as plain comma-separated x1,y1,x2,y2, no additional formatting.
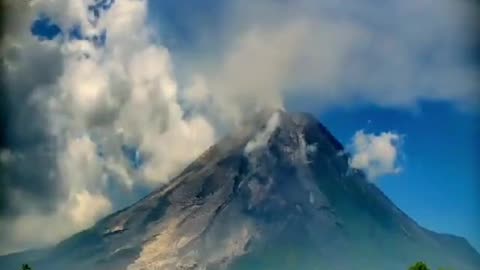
1,111,479,270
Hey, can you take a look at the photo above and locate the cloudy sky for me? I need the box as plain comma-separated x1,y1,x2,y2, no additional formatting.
0,0,479,254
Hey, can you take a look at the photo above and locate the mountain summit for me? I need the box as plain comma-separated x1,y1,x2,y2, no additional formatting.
1,111,479,270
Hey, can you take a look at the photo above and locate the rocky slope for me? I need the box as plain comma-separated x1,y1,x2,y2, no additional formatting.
1,111,479,270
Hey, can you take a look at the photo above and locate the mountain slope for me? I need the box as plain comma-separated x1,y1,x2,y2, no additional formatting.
1,111,479,270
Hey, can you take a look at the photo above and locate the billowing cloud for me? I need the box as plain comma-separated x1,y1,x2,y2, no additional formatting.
177,0,479,116
349,130,403,181
0,0,215,254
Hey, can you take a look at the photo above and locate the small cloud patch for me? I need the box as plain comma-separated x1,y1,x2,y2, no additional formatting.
349,130,403,181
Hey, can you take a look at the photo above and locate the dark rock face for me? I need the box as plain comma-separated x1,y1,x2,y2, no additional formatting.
1,111,479,270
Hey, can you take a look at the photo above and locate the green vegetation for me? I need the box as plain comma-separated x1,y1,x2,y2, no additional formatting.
408,261,453,270
409,261,430,270
21,264,32,270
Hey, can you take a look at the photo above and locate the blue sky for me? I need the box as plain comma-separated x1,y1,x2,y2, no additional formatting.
319,101,480,250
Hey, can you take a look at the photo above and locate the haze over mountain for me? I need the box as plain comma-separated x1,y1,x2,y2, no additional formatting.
0,110,478,270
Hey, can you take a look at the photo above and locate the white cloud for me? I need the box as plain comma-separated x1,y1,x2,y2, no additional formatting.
67,190,112,230
180,0,479,116
349,130,403,181
58,136,105,193
0,136,113,254
1,0,215,254
0,190,111,254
